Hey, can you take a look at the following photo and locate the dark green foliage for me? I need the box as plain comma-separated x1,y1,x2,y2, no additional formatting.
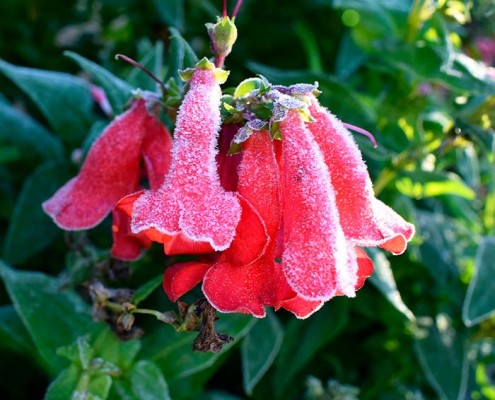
1,0,495,399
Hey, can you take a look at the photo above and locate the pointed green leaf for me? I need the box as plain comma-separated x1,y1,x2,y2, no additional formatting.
0,59,94,143
273,299,348,397
368,248,415,321
463,236,495,326
241,310,284,395
414,314,470,400
87,375,112,399
3,162,71,264
0,101,64,161
0,305,35,355
0,262,98,375
44,365,80,400
131,360,171,400
154,0,185,31
132,275,163,306
93,328,141,371
65,51,133,115
166,27,198,84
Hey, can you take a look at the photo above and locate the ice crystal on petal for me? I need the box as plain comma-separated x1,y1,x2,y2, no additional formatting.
131,68,241,251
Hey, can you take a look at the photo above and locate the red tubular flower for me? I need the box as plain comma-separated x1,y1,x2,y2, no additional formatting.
279,110,359,300
129,63,241,252
307,95,415,255
164,130,324,318
43,99,173,260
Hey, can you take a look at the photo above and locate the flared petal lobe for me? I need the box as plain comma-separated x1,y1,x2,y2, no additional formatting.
43,100,153,230
203,130,326,318
111,209,152,261
280,110,357,301
131,68,241,251
307,95,414,254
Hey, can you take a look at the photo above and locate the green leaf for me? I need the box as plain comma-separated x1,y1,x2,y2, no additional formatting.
396,171,476,200
463,236,495,327
0,305,35,355
416,210,479,286
233,77,264,99
332,0,411,13
194,391,244,400
44,365,80,400
65,51,133,115
87,375,112,399
368,248,415,321
166,27,198,84
0,59,94,144
126,40,165,92
154,0,185,31
0,262,98,375
131,360,171,400
335,31,367,79
241,310,284,395
3,162,71,264
0,101,64,161
142,313,255,380
273,299,348,397
132,275,163,306
93,328,141,371
414,314,470,400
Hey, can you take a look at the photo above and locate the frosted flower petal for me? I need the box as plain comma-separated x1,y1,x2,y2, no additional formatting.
307,95,415,253
280,110,354,301
131,69,242,251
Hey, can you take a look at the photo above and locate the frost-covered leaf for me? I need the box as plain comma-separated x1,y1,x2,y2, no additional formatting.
414,314,470,400
131,360,171,400
0,305,35,355
368,248,415,321
276,93,307,109
0,262,98,375
0,58,94,143
0,101,64,161
232,126,253,144
241,311,284,395
65,51,133,115
233,77,264,99
166,27,198,84
3,162,71,264
273,300,348,397
247,119,267,131
463,236,495,326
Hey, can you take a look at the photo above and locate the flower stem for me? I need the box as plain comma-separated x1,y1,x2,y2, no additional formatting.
223,0,228,17
115,54,167,94
232,0,244,19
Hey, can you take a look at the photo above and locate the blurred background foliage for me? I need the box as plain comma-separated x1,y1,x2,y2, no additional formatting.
1,0,495,399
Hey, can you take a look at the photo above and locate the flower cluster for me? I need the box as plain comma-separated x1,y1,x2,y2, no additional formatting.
43,57,414,319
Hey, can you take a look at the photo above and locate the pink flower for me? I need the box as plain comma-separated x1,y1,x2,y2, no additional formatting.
43,99,172,260
157,93,412,318
126,62,242,253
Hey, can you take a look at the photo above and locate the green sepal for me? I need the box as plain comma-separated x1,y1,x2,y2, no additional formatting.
179,57,229,84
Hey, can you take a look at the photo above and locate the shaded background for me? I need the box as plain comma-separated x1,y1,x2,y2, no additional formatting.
1,0,495,399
